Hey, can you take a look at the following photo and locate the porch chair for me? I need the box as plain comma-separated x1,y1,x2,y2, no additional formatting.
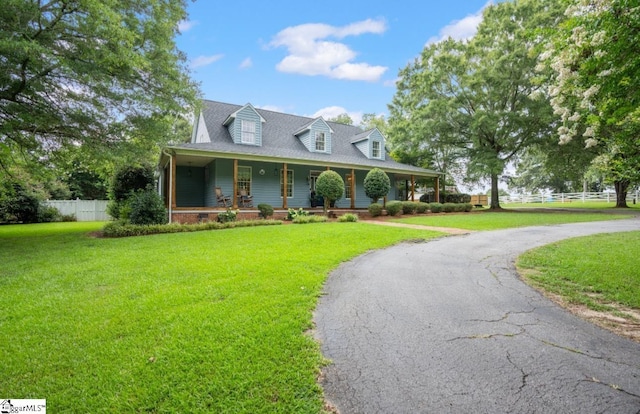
238,189,253,208
216,187,231,207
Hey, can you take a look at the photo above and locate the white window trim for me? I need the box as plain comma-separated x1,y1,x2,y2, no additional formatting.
372,140,381,158
241,120,256,144
280,169,294,198
315,131,325,152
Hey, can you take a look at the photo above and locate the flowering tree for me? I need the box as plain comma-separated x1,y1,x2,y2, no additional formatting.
541,0,640,207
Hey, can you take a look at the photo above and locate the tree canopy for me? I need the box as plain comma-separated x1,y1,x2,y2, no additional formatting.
542,0,640,206
0,0,199,176
388,0,565,208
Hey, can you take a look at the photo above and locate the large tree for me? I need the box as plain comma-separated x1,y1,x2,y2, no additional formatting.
388,0,565,209
0,0,199,174
542,0,640,207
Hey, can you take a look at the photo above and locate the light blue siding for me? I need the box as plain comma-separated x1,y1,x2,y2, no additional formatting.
229,106,263,146
297,119,332,154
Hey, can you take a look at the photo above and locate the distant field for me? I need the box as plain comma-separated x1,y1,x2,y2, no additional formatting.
393,210,629,231
499,201,640,210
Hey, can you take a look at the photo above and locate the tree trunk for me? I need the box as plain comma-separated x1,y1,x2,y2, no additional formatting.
614,179,629,208
490,172,501,210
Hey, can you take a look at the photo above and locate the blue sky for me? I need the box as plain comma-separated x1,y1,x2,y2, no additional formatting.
176,1,492,125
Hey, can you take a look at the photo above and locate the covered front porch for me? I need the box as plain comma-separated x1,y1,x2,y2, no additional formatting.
158,149,440,223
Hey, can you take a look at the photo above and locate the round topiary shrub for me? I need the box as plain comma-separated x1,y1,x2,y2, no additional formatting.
129,189,168,225
316,170,344,211
443,203,456,213
257,203,274,219
416,202,430,213
363,168,391,203
368,203,383,217
463,203,473,212
429,202,443,213
401,201,418,214
385,200,403,216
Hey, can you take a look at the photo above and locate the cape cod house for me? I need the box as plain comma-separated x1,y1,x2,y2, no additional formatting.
158,100,441,223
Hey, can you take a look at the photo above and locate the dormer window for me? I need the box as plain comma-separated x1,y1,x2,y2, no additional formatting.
372,141,381,158
315,131,326,152
241,120,256,144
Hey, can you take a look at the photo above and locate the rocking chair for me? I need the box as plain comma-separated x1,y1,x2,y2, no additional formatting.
238,189,253,208
215,187,231,207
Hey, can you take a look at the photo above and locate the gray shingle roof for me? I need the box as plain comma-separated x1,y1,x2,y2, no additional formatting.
172,99,440,176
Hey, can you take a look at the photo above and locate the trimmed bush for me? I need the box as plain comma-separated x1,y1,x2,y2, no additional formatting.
443,203,457,213
337,213,358,222
416,202,430,213
129,189,168,225
316,171,344,211
363,168,391,203
464,203,474,212
368,203,383,217
385,200,403,216
429,202,443,213
401,201,418,214
257,203,274,219
292,215,327,224
102,219,282,238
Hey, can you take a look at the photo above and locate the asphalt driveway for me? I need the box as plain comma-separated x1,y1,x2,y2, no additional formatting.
314,218,640,413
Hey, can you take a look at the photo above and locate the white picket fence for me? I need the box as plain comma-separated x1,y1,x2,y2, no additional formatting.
43,200,110,221
500,191,639,205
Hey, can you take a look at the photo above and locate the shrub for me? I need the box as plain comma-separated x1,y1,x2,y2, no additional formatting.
368,203,383,217
38,205,62,223
463,203,474,212
416,202,430,213
110,164,155,202
444,193,472,203
363,168,391,203
107,199,131,221
257,203,274,219
292,215,328,224
61,213,77,222
0,182,41,223
102,219,282,237
401,201,418,214
287,208,309,220
419,193,430,203
217,209,238,223
443,203,457,213
316,171,344,211
385,200,403,216
338,213,358,222
129,189,168,225
429,202,443,213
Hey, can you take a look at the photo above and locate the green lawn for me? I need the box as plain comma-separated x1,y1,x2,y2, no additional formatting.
518,232,640,311
0,222,440,413
392,210,630,231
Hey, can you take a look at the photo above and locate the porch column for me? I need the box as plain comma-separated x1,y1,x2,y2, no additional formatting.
232,159,238,209
434,176,440,203
350,168,355,209
171,154,177,209
411,175,415,201
282,163,288,209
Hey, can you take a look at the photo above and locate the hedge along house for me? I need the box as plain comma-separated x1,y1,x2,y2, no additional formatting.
158,100,441,223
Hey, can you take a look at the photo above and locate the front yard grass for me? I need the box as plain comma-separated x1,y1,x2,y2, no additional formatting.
517,231,640,323
392,210,629,231
0,222,440,413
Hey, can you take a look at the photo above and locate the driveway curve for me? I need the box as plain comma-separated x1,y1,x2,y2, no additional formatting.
315,218,640,413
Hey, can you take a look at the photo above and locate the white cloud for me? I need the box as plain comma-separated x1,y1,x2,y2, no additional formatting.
178,20,198,33
426,1,492,45
383,77,400,87
190,54,224,69
311,106,363,126
239,57,253,69
269,19,388,82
